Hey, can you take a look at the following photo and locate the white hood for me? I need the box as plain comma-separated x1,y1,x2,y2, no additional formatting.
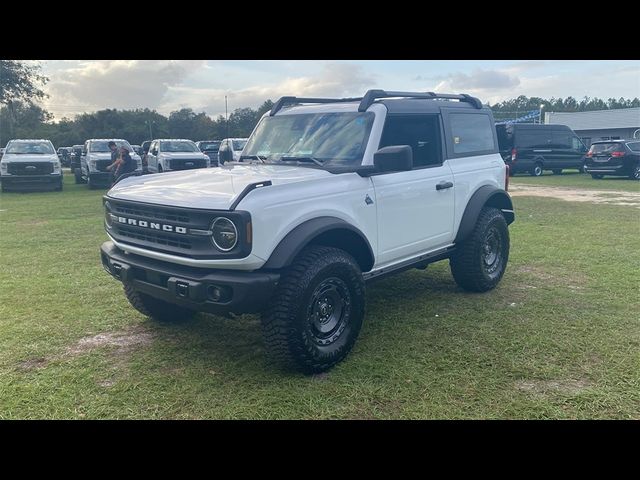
1,153,58,163
161,152,207,159
88,153,113,160
107,163,333,210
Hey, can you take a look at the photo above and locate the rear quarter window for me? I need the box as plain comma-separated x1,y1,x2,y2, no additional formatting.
448,113,496,155
627,142,640,152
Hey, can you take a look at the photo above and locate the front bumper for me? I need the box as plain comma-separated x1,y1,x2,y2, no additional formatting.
89,171,112,186
100,241,280,314
1,174,62,191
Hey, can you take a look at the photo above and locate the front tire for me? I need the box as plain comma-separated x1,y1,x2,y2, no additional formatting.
450,207,510,292
630,164,640,180
261,246,365,373
123,284,196,322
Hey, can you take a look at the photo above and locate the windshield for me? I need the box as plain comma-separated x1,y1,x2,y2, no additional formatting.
241,112,374,166
590,143,624,154
90,140,131,153
6,141,55,155
232,139,247,151
199,141,221,151
160,141,199,152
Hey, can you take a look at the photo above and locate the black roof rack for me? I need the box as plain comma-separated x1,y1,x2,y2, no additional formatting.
269,90,484,116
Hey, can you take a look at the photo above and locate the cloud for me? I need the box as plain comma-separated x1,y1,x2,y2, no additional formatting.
434,69,520,91
164,62,375,118
44,60,204,117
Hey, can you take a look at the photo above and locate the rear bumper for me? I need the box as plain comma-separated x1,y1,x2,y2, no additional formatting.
584,163,629,175
100,241,280,314
1,174,62,191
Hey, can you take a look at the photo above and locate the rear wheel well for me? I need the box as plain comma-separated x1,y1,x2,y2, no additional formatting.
308,229,374,273
485,192,514,223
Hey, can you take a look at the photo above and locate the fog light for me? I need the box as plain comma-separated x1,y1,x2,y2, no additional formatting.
207,284,232,303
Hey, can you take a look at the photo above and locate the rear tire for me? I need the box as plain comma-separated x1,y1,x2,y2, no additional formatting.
630,164,640,180
123,284,196,323
591,174,604,179
261,246,366,373
530,163,543,176
450,207,510,293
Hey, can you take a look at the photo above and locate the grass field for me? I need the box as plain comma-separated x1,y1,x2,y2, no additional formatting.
511,170,640,192
0,171,638,419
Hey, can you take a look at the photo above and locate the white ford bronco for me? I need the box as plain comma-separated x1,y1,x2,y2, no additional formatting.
100,90,515,372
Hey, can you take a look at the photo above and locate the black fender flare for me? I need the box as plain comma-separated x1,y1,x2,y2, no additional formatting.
263,216,375,271
454,186,515,244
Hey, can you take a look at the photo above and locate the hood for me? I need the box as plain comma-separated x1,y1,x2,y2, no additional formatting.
1,153,58,163
107,163,333,210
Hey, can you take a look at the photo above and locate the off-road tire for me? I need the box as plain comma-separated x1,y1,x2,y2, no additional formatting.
123,283,196,322
261,246,366,373
450,207,509,292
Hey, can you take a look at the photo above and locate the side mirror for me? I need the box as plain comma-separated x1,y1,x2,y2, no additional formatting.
373,145,413,173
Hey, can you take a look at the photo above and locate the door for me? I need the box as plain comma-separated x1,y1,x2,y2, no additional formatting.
371,114,455,265
147,141,158,172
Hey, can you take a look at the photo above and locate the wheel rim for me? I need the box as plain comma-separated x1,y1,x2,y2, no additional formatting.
482,227,503,276
534,166,542,176
634,166,640,180
307,277,351,346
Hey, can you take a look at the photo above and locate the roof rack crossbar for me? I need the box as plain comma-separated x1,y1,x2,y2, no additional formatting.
358,90,483,111
270,96,363,116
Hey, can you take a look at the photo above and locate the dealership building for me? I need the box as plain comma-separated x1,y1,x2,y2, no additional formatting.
545,107,640,147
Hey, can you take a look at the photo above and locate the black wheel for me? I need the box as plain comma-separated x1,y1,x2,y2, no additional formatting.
530,163,543,176
591,174,604,179
158,165,164,173
450,207,510,293
123,284,196,322
552,169,562,175
580,163,587,173
261,246,365,373
630,164,640,180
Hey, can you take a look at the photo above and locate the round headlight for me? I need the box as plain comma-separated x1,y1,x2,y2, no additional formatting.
211,217,238,251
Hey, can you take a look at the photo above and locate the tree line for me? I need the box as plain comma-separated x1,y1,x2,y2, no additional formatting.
490,95,640,120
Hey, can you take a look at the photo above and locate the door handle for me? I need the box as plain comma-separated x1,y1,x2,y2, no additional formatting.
436,181,454,191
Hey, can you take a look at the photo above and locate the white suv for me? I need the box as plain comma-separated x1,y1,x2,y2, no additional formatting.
100,90,515,373
1,139,62,192
145,139,210,173
218,137,248,164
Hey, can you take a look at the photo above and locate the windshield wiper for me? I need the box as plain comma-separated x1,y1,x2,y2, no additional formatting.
240,154,267,163
280,156,324,166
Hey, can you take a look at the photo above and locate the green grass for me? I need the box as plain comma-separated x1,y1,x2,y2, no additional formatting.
511,170,640,192
0,171,639,419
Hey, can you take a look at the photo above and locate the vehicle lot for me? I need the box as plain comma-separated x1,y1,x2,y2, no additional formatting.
0,171,638,419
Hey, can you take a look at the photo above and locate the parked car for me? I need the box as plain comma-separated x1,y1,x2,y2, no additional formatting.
584,140,640,180
195,140,221,167
70,144,84,182
57,147,72,167
140,140,152,170
145,139,210,173
131,144,143,156
496,123,588,176
100,89,514,373
1,139,63,192
218,138,248,164
80,139,142,189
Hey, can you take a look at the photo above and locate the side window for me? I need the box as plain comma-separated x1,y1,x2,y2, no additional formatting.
379,115,441,168
448,113,495,155
552,131,571,149
628,142,640,152
151,141,158,154
572,136,585,151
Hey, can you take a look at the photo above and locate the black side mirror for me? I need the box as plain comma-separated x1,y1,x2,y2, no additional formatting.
373,145,413,173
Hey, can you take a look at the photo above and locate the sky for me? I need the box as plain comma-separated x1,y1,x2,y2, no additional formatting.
38,60,640,120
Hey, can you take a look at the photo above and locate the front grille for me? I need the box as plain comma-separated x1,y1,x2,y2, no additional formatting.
95,160,112,172
8,162,54,175
170,158,207,170
112,202,190,223
118,225,192,250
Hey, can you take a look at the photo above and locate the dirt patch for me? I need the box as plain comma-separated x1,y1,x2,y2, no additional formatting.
514,265,554,280
17,325,154,371
516,378,592,396
510,184,640,208
97,379,115,388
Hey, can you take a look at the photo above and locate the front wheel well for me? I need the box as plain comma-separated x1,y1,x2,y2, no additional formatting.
308,229,374,273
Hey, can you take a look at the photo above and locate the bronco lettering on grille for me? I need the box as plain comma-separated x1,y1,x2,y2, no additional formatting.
117,216,187,234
